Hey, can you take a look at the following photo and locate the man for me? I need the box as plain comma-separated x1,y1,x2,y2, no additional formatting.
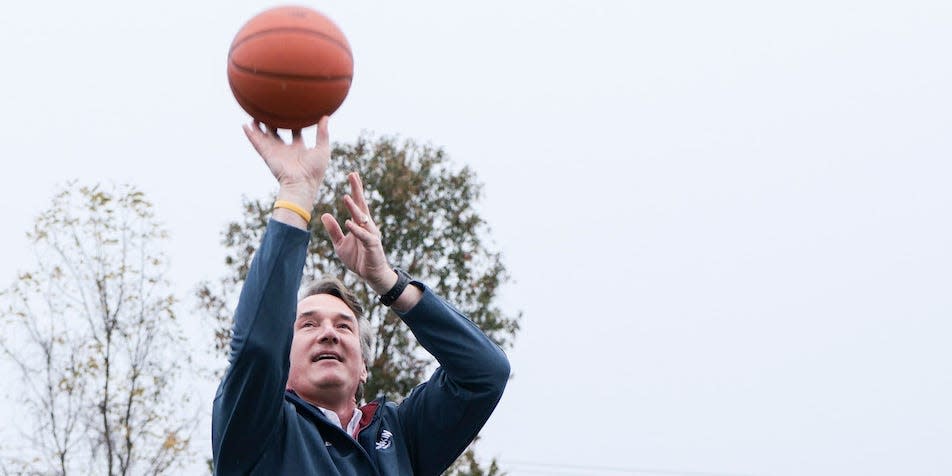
212,117,511,475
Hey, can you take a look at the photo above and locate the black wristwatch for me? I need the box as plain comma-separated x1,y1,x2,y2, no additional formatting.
379,267,411,307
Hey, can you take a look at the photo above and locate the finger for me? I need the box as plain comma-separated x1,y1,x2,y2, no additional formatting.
316,116,329,147
320,213,345,245
242,123,267,157
291,129,303,145
344,218,381,247
245,120,265,138
342,195,374,229
269,126,282,143
348,172,369,213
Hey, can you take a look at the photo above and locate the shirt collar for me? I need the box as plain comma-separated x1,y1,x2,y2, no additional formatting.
316,406,363,437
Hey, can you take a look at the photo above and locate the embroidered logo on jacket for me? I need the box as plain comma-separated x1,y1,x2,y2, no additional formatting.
375,429,393,450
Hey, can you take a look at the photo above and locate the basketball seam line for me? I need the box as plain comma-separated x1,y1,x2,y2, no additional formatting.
229,62,353,82
229,27,353,61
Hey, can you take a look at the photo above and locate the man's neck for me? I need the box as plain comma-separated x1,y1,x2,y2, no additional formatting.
328,405,357,432
301,392,358,429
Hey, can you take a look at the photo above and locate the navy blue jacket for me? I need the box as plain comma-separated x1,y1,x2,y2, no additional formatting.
212,220,510,475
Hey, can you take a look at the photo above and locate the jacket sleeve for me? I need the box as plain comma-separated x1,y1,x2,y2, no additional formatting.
395,283,511,476
211,220,310,475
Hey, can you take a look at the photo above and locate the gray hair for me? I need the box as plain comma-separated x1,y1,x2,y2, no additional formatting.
299,276,375,403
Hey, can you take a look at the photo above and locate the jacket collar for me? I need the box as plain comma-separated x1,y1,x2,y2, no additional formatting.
284,390,384,436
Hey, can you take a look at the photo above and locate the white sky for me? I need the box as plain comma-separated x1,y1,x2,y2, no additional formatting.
2,1,951,475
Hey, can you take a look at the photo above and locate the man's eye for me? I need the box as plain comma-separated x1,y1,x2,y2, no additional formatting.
302,322,315,328
337,324,351,330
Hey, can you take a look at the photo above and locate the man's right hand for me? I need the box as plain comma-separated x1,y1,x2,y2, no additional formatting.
243,116,331,229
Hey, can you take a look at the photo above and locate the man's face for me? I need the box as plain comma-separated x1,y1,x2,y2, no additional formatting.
287,293,367,403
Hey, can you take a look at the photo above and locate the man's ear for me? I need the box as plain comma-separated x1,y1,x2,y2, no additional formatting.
360,366,368,383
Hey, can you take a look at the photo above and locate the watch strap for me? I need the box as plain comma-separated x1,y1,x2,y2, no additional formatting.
379,267,411,307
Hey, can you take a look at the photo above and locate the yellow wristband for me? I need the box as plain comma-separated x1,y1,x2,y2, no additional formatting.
274,200,311,223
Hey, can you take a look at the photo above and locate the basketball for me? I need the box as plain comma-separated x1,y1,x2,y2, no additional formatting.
227,6,353,129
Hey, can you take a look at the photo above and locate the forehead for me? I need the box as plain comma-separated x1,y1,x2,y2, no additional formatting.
297,293,355,319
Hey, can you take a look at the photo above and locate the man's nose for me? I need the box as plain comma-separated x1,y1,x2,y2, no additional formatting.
316,324,339,343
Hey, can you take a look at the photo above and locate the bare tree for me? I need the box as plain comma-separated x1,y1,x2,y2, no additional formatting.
1,182,195,475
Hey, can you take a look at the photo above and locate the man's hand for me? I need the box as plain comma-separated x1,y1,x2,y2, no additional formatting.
321,172,424,311
319,172,395,290
243,117,331,228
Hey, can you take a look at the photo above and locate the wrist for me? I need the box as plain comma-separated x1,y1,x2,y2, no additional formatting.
369,269,399,296
377,268,411,307
276,183,318,209
273,183,318,230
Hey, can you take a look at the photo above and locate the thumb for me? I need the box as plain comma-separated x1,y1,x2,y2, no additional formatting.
244,123,278,170
243,123,267,157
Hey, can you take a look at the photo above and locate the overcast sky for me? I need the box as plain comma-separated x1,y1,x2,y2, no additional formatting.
2,1,951,475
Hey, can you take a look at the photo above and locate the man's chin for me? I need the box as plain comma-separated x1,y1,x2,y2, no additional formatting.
309,373,350,391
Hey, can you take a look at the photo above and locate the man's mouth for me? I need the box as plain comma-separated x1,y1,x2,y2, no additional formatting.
311,352,342,363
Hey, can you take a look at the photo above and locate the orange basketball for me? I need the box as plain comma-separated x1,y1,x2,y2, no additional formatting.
227,6,353,129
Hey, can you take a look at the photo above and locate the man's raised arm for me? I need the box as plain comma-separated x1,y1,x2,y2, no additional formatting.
211,118,330,474
317,171,510,475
